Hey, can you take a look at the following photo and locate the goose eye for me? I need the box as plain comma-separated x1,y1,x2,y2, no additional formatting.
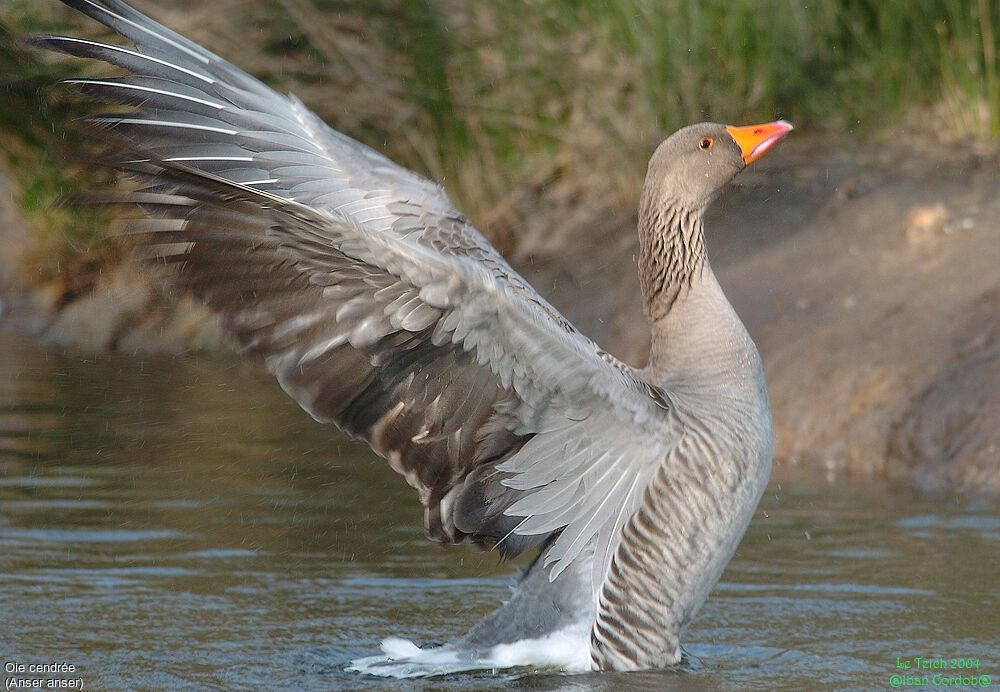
699,137,713,151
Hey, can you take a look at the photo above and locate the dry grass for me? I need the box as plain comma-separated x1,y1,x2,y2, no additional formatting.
1,0,998,286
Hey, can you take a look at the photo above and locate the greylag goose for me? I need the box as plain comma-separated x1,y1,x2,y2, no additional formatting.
31,0,791,673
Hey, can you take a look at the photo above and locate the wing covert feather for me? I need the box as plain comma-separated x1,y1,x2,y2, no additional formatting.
35,0,682,587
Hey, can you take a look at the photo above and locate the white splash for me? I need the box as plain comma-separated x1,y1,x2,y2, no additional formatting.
347,620,592,678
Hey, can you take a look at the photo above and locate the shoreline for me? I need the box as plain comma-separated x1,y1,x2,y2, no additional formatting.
2,134,998,497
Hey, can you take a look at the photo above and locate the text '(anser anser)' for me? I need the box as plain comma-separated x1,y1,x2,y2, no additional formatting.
31,0,791,673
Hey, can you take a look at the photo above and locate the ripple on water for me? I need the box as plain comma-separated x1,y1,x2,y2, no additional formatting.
719,581,935,596
179,548,262,560
0,528,182,543
0,475,96,487
1,332,997,691
2,499,114,511
1,566,201,588
896,513,1000,539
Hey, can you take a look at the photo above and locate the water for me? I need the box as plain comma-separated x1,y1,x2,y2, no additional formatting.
1,332,997,691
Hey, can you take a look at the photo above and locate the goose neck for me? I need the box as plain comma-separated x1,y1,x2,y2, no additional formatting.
637,197,707,322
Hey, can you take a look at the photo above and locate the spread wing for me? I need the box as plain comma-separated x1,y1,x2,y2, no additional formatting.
31,0,679,586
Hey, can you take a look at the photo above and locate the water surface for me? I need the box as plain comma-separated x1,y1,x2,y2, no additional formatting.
1,333,997,690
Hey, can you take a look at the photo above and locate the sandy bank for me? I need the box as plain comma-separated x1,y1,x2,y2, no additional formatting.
1,135,997,496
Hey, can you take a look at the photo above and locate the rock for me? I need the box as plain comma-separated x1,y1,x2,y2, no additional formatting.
903,202,948,248
888,288,1000,495
114,289,230,355
43,264,154,351
713,147,1000,496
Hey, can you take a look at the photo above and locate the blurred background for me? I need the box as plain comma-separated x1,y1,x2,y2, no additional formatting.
0,0,998,506
1,3,998,688
2,0,999,289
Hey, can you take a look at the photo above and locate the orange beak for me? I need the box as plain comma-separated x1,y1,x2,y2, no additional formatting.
726,120,793,165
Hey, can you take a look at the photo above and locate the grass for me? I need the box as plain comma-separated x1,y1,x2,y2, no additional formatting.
0,0,998,286
0,4,119,294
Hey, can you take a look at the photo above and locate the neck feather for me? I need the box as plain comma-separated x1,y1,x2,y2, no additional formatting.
637,194,707,321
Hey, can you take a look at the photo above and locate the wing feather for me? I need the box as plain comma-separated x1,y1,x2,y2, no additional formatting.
34,0,682,590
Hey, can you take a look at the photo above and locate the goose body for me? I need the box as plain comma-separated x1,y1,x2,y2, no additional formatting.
32,0,790,673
